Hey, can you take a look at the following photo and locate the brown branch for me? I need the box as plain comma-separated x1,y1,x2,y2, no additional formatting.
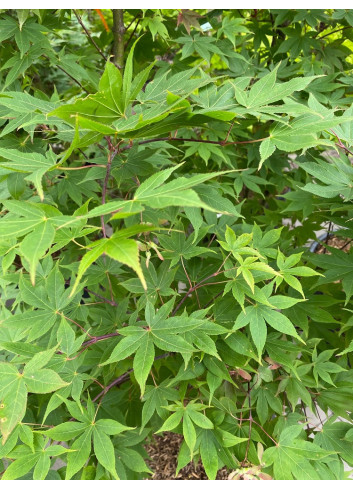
92,371,132,402
119,136,266,154
202,291,223,309
73,10,108,62
100,139,124,237
82,332,120,348
101,138,115,238
172,254,233,316
93,353,170,402
243,382,253,465
42,54,90,94
172,271,229,316
112,9,125,69
317,25,352,39
60,164,106,170
124,18,141,50
85,288,119,306
331,130,353,157
125,13,141,32
60,312,93,338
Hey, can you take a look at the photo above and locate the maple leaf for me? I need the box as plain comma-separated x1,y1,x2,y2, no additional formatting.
177,9,201,34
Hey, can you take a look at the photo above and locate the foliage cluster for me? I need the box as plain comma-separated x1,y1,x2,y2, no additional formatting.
1,8,353,480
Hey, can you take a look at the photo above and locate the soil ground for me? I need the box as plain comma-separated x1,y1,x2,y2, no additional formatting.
146,432,229,480
315,235,352,254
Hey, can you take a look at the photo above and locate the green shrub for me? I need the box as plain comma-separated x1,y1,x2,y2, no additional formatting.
0,8,353,480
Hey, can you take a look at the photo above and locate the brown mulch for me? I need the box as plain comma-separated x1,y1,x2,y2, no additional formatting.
146,432,229,480
315,236,352,254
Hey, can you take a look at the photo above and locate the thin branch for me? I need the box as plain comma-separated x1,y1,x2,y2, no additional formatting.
42,54,90,94
224,120,236,144
93,353,170,402
73,10,108,62
337,143,353,157
60,312,93,338
331,129,353,157
124,18,141,50
93,370,132,402
101,142,113,238
78,148,89,159
181,256,193,290
125,13,141,32
340,238,353,250
119,136,266,153
202,291,223,309
60,164,106,170
82,332,120,348
317,25,352,39
252,419,278,446
85,288,118,306
243,382,253,464
171,262,234,316
100,140,123,237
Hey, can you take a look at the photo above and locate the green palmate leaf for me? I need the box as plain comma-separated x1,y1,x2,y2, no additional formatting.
276,250,321,298
0,369,27,444
95,419,132,436
0,360,67,443
0,216,44,239
314,421,353,466
0,148,56,200
33,453,51,480
133,333,155,396
299,156,353,201
259,138,276,168
2,453,39,480
151,332,195,354
134,165,227,211
100,331,146,366
246,69,319,109
156,410,183,433
200,430,219,480
66,428,93,480
20,219,55,285
70,240,107,296
1,8,353,483
93,428,119,479
183,413,196,457
270,113,353,153
22,369,68,393
263,425,333,480
104,237,146,290
39,422,87,441
233,303,304,357
71,237,146,295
